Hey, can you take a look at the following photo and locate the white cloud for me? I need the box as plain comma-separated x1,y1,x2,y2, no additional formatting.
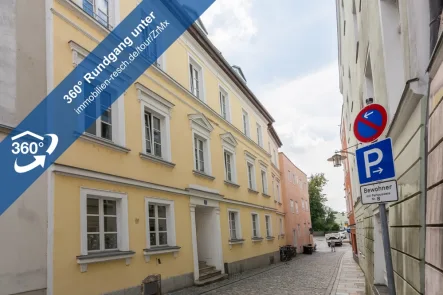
201,0,257,52
258,63,346,212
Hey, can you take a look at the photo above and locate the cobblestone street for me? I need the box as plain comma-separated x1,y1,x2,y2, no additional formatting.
170,237,364,295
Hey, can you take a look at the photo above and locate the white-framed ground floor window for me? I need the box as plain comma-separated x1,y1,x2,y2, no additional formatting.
265,215,272,238
228,209,242,241
80,188,129,255
145,197,176,248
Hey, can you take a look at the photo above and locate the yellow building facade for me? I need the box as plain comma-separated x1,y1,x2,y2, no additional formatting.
47,1,285,294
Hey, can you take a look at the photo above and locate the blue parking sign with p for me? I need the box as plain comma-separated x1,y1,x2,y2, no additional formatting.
356,138,396,185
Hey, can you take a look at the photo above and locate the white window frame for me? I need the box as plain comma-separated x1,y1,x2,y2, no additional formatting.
276,180,281,203
137,84,173,162
189,114,213,175
265,215,272,237
228,209,242,240
251,212,261,238
145,197,177,249
70,42,126,146
296,201,299,214
302,199,305,210
260,166,268,194
219,86,231,122
290,200,294,214
256,123,263,147
80,188,129,256
246,155,257,190
272,175,276,201
188,55,205,101
242,110,250,137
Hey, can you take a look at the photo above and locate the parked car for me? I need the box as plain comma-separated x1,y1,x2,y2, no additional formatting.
339,231,347,239
325,232,343,247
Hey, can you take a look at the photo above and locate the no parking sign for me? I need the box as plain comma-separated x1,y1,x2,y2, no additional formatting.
353,104,387,143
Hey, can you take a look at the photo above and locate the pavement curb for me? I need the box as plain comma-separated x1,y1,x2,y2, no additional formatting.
325,251,346,295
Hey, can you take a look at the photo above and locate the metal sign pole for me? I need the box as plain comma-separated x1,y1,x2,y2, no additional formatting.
379,203,396,295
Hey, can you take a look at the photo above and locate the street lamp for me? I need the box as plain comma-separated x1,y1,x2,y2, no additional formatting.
327,153,347,167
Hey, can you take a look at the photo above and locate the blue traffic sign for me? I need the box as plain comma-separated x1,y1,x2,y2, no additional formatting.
353,104,388,143
356,138,396,185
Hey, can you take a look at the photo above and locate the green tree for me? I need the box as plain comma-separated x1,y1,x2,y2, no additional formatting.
308,173,328,231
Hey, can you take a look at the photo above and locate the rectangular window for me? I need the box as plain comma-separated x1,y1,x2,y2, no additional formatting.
189,59,203,100
265,215,272,237
302,199,305,210
279,218,284,235
194,137,205,172
290,200,294,213
256,123,263,147
146,198,176,249
82,0,110,28
272,176,275,201
224,151,233,182
220,90,229,120
295,201,299,214
86,197,118,252
190,64,199,98
288,170,291,182
261,169,268,194
276,182,281,202
228,210,241,240
242,110,250,136
273,150,277,166
85,87,113,141
251,213,260,238
148,204,168,246
247,162,255,189
144,111,162,157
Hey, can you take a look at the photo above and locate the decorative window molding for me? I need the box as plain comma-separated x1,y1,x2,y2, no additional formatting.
78,188,130,272
189,114,213,176
144,197,178,262
136,83,173,162
188,54,205,101
69,41,126,146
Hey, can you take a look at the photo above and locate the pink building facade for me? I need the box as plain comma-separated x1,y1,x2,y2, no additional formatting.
279,153,312,253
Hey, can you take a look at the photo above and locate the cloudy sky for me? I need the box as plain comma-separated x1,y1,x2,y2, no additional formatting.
201,0,346,212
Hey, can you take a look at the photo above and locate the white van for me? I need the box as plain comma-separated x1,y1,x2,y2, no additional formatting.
325,232,343,247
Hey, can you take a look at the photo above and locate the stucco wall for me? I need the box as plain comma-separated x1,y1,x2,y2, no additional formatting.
278,153,311,252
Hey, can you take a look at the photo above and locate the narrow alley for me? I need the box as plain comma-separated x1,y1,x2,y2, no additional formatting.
170,238,364,295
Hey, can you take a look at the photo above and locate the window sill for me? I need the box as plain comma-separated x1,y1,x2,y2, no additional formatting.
228,239,245,245
139,153,176,168
79,133,131,153
76,250,135,272
252,237,263,242
278,202,282,205
266,236,275,241
224,181,240,188
262,193,271,198
143,246,181,262
248,188,259,194
278,234,285,239
192,170,215,180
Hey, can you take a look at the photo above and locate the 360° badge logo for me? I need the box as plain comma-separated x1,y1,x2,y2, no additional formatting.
11,131,58,173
